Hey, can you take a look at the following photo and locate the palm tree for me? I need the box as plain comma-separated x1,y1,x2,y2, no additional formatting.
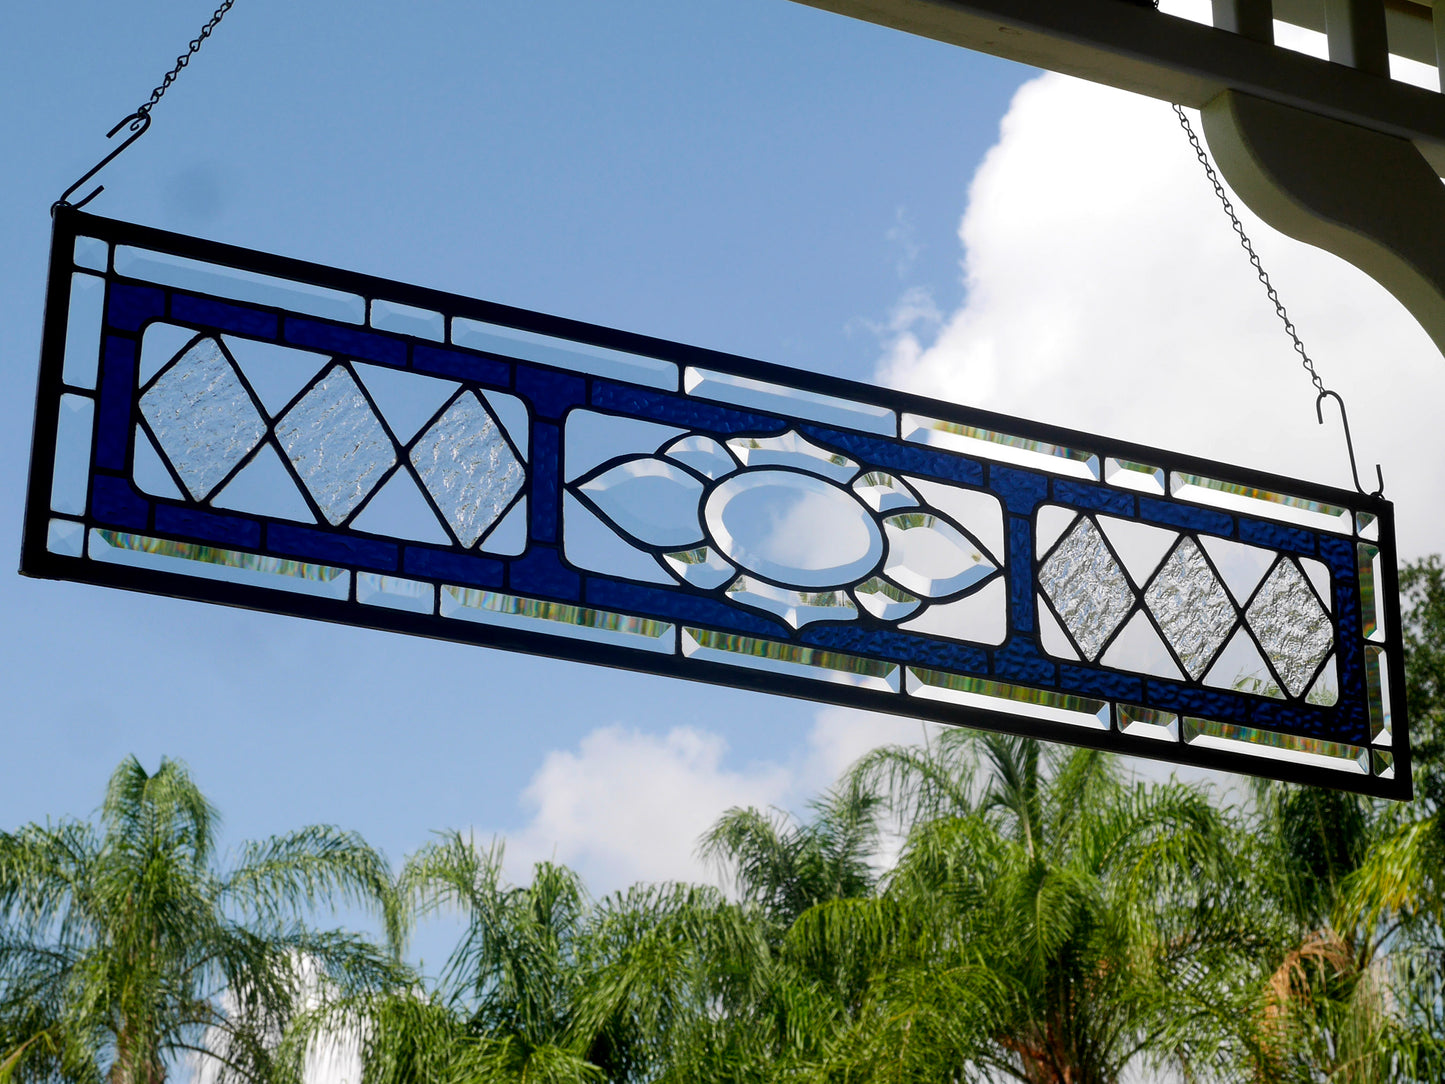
822,730,1242,1084
0,755,403,1084
306,831,765,1084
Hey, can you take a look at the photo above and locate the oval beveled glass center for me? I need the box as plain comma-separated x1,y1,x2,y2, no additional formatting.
705,469,882,588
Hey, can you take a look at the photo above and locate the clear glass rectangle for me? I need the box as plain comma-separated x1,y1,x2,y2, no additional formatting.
114,246,365,324
906,668,1110,729
1170,473,1352,534
682,626,899,691
1182,716,1368,773
901,414,1100,480
684,367,895,437
452,317,677,391
440,587,676,652
1104,457,1165,495
1366,645,1392,745
1118,702,1179,741
370,299,444,341
357,573,435,614
1358,542,1384,642
63,273,105,389
51,394,94,515
89,530,351,599
73,236,108,273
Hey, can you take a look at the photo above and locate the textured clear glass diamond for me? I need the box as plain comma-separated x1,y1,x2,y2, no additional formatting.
277,365,397,525
1246,558,1334,696
411,392,525,547
1144,538,1235,678
140,338,266,500
1039,518,1135,660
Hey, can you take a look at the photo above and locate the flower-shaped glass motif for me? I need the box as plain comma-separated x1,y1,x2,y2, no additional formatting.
571,429,1002,631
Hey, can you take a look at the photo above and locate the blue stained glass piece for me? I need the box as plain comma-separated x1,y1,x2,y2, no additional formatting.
1238,517,1315,555
992,639,1056,684
268,524,397,572
402,546,504,588
105,282,166,332
591,381,782,434
171,294,277,339
508,547,581,600
413,345,510,387
154,504,261,548
1144,681,1250,723
989,466,1049,514
797,426,985,486
585,578,787,636
284,317,406,367
515,365,586,420
95,336,137,471
91,475,149,529
1249,700,1362,742
1138,496,1233,536
798,626,989,673
1318,535,1355,578
1053,479,1134,515
1058,664,1142,702
1009,516,1033,632
531,423,560,543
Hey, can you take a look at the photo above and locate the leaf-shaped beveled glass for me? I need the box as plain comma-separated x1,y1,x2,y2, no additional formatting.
578,457,706,549
882,512,995,599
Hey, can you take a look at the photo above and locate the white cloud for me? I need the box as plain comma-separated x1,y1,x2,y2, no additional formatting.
880,71,1445,559
494,708,930,894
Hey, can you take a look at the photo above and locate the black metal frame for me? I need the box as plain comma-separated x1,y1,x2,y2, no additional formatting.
23,207,1411,798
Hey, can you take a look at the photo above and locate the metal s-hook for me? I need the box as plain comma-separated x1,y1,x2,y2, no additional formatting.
52,111,152,215
1316,389,1384,498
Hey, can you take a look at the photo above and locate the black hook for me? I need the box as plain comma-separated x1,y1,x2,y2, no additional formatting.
1316,389,1384,498
52,110,152,216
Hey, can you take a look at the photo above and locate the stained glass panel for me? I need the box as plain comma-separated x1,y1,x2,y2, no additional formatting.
23,208,1411,798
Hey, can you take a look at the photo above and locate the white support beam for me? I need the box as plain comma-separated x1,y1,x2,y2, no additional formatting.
788,0,1445,172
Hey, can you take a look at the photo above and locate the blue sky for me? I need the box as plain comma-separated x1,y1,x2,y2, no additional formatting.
5,0,1445,1005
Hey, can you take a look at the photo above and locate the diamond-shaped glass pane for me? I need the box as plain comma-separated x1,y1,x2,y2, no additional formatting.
1143,538,1235,679
1246,558,1334,697
1039,518,1135,660
139,338,266,500
411,392,525,548
277,365,397,525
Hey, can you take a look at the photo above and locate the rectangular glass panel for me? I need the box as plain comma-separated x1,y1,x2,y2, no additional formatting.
1104,457,1166,494
682,626,899,691
452,317,677,391
907,669,1111,729
1366,644,1392,745
25,211,1407,799
47,518,84,557
63,273,105,388
357,572,436,614
73,236,109,272
684,367,895,436
114,246,365,324
1182,716,1368,773
89,529,351,599
440,587,676,652
1170,472,1352,534
1118,702,1179,741
370,299,444,341
901,413,1100,480
51,394,94,515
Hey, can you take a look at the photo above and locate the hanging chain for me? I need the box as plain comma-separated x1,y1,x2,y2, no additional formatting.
53,1,238,213
136,0,236,121
1171,103,1383,497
